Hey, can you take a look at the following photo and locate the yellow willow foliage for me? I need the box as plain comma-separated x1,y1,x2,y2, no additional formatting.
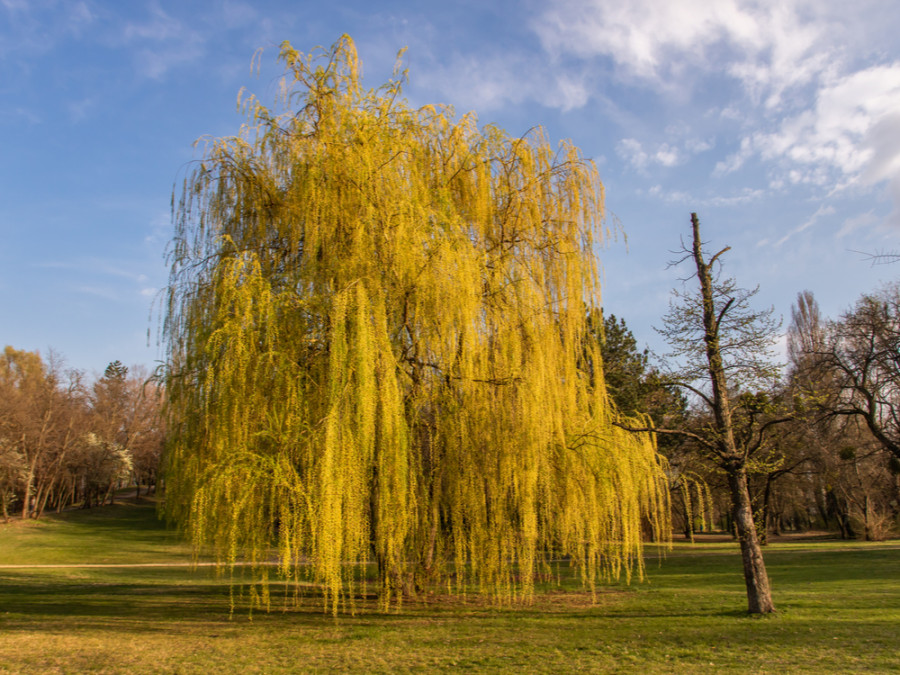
163,35,668,614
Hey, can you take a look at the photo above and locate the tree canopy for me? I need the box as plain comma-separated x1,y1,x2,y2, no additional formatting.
806,283,900,462
162,35,668,613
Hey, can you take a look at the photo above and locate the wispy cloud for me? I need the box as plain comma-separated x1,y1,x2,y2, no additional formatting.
752,64,900,179
1,106,41,125
73,285,120,301
531,0,832,96
646,185,765,206
416,51,593,113
119,5,206,80
0,0,96,60
617,139,682,170
123,4,186,42
144,212,171,247
773,204,835,247
36,258,155,285
1,0,31,11
67,97,95,123
531,0,900,225
713,62,900,226
617,135,712,172
837,210,879,238
35,257,163,308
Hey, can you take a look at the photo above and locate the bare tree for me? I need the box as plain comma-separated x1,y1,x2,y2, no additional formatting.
805,283,900,462
788,290,825,370
0,444,25,522
88,362,165,501
0,347,86,519
627,213,787,614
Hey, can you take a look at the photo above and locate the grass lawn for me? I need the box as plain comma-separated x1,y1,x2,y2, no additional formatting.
1,502,898,674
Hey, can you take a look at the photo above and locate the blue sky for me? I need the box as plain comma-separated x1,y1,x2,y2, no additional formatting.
2,0,899,376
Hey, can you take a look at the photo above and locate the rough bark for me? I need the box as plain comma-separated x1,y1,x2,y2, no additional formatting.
690,212,776,614
727,465,775,613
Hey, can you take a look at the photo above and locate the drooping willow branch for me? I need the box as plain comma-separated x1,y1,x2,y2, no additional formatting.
162,35,669,614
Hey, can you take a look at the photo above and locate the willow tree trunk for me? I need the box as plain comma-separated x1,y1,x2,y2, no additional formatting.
727,466,775,614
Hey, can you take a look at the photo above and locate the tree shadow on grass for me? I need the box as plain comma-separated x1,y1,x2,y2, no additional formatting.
0,569,754,634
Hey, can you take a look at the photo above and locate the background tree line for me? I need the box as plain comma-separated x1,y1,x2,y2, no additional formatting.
0,348,164,521
4,268,897,544
600,280,900,545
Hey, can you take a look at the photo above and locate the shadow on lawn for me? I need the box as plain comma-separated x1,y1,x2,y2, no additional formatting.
0,569,755,633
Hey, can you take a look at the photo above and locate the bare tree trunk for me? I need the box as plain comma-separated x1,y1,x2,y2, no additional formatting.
863,494,872,541
34,482,52,520
21,466,34,519
682,487,695,542
728,466,775,614
760,473,777,545
690,213,776,614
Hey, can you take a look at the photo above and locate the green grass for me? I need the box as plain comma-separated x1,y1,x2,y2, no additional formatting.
1,503,898,674
0,501,190,565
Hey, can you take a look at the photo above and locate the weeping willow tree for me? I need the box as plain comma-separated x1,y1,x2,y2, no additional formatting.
163,35,668,614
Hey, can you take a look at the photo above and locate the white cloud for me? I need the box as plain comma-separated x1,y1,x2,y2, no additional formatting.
645,185,764,206
617,138,648,169
119,5,205,80
767,65,900,172
685,138,713,153
36,259,154,285
0,0,96,60
416,52,592,113
124,5,184,42
617,135,711,171
144,212,171,248
837,210,879,238
774,204,835,247
2,106,41,124
532,1,900,218
706,188,766,207
719,106,742,121
726,63,900,210
137,43,204,80
654,144,681,167
714,137,753,175
531,0,832,99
